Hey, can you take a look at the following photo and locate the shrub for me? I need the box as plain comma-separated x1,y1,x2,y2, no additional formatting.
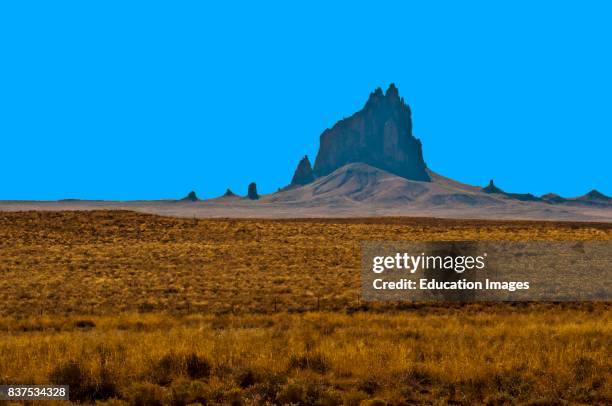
49,360,118,402
49,360,89,402
168,379,208,406
399,367,435,394
573,356,595,383
492,371,532,398
185,353,211,380
358,376,380,395
225,388,244,406
91,367,119,401
246,372,287,403
277,383,306,405
236,367,259,388
74,319,96,329
49,360,85,387
151,353,184,385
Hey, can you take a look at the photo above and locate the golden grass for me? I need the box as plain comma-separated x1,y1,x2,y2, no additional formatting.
0,211,609,316
0,211,610,404
0,309,610,404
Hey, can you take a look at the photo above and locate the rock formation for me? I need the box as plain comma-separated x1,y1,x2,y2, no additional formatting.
482,180,540,202
290,155,315,186
482,180,504,194
312,84,430,182
181,191,198,201
223,188,236,197
247,182,259,200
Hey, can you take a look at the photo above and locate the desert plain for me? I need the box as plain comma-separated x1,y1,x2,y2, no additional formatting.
0,210,610,405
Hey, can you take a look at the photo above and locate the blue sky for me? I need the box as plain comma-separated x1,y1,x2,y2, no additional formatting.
1,1,610,200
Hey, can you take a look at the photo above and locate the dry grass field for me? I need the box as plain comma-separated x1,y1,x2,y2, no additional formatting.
0,211,610,405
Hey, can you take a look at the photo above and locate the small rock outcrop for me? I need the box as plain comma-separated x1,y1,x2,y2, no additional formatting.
482,180,504,194
290,155,315,186
223,188,236,197
247,182,259,200
482,180,540,201
180,191,199,201
312,84,430,182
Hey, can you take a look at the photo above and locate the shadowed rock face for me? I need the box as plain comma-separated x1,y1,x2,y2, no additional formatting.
291,155,315,186
313,84,430,182
247,182,259,200
223,188,236,197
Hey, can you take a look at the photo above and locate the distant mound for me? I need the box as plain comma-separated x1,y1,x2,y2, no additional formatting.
270,163,503,207
577,189,610,203
541,193,567,204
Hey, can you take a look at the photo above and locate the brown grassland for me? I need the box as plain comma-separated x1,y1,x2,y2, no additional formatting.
0,211,610,405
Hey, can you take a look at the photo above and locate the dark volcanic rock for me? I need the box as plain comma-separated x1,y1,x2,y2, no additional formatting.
247,182,259,200
313,84,430,182
181,191,199,202
291,155,315,186
482,180,504,194
223,188,236,197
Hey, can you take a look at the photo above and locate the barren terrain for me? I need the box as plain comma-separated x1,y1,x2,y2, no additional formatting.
1,165,611,222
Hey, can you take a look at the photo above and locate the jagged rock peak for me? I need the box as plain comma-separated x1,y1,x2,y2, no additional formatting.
366,87,384,104
181,191,198,201
313,84,429,182
247,182,259,200
223,188,236,197
365,83,403,108
386,83,399,100
291,155,315,186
